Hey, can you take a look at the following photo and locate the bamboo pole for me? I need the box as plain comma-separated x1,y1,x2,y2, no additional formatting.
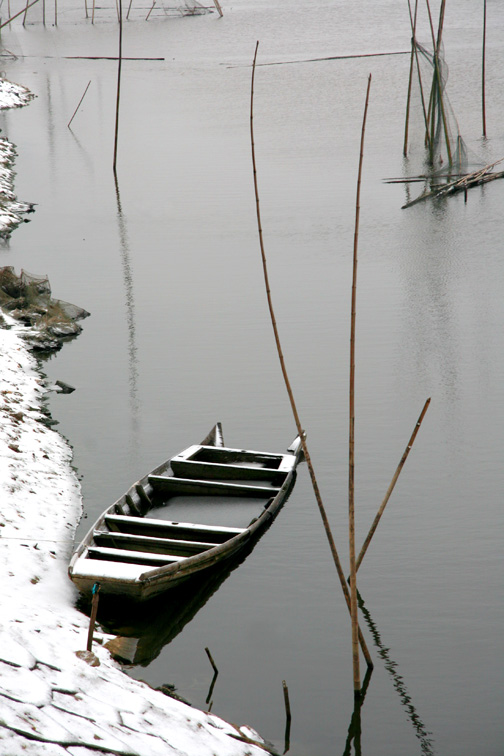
113,0,123,174
213,0,222,17
68,80,92,128
92,0,95,23
355,398,431,573
249,41,373,670
434,0,452,164
349,73,372,699
482,0,487,137
0,0,39,28
22,0,30,25
403,0,419,157
54,0,57,25
405,4,431,153
425,0,452,165
127,0,133,19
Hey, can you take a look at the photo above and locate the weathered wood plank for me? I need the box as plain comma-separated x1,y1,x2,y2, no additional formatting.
171,459,287,483
104,514,245,543
148,475,280,498
88,546,184,566
94,530,214,556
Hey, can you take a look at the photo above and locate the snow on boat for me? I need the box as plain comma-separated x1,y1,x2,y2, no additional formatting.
69,424,303,602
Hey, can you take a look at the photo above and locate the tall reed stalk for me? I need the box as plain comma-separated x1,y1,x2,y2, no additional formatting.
249,41,373,671
482,0,487,137
113,0,123,174
349,73,372,698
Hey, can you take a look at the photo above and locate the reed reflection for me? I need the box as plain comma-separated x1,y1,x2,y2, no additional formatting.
357,591,435,756
341,666,372,756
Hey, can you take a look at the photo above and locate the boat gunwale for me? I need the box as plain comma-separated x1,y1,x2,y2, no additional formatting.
69,429,303,600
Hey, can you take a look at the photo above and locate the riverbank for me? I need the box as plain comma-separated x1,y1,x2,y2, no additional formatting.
0,312,275,755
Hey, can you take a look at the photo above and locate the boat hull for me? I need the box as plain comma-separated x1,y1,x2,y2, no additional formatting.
69,426,303,602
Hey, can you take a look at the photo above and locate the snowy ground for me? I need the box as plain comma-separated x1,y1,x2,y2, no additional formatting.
0,317,275,756
0,78,35,238
0,77,274,756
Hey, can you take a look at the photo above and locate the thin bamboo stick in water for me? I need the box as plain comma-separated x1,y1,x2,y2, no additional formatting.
355,398,431,573
113,0,123,173
349,73,372,699
68,80,92,128
249,41,373,670
482,0,487,137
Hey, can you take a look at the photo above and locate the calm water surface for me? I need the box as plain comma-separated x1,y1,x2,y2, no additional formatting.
1,2,503,754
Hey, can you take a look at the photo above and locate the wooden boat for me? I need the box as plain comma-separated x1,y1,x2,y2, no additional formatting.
69,424,303,602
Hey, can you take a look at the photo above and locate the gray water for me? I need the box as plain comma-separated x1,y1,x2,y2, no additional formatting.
1,1,503,754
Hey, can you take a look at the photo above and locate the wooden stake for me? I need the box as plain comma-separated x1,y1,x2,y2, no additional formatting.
68,80,91,128
22,0,30,25
482,0,487,137
127,0,133,19
113,0,123,174
205,647,218,704
282,680,291,754
249,41,373,670
213,0,223,17
282,679,291,720
204,646,218,674
349,73,372,699
86,582,101,652
355,398,431,573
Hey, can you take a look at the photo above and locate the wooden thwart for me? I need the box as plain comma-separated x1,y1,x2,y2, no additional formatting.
148,475,280,498
69,426,303,600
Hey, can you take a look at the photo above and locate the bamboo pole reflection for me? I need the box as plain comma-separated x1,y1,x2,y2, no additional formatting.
342,666,372,756
114,177,139,431
357,591,435,756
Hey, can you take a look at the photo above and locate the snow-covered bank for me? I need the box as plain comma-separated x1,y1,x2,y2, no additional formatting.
0,78,35,237
0,319,274,755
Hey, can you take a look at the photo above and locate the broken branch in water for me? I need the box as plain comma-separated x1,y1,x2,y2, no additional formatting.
68,80,92,129
402,159,504,208
232,50,409,69
65,56,164,60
